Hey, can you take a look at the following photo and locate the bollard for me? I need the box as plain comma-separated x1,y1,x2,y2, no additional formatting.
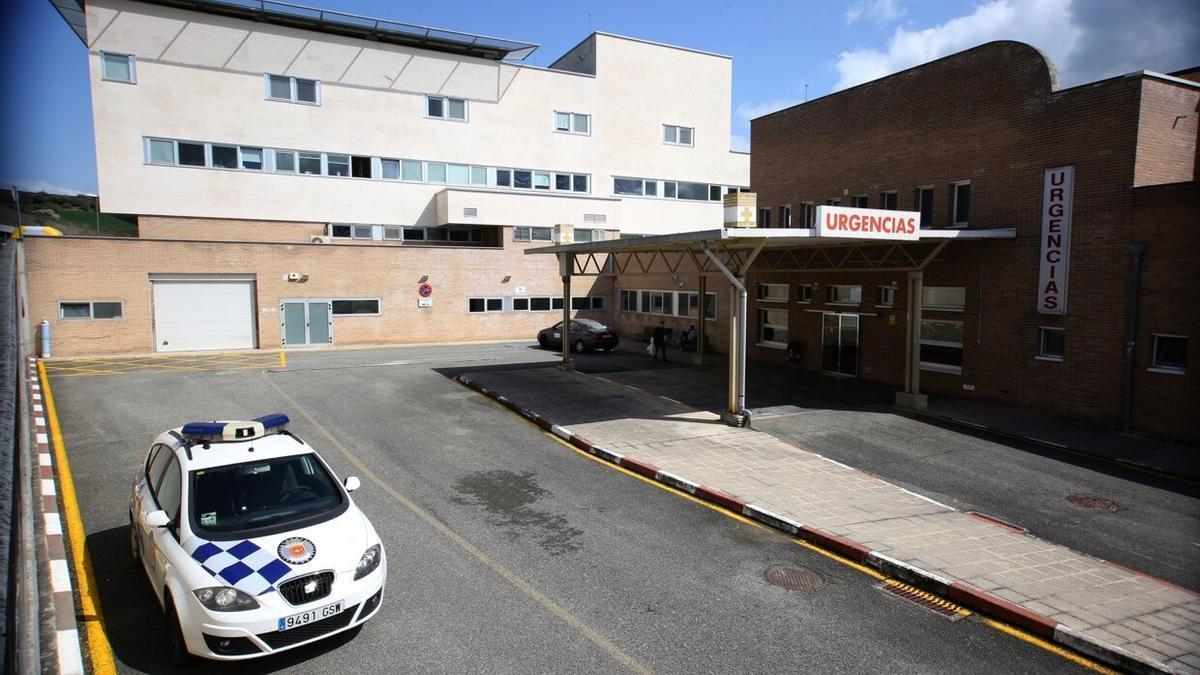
39,319,50,358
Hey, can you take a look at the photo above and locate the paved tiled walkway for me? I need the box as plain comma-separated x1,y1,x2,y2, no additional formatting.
466,367,1200,673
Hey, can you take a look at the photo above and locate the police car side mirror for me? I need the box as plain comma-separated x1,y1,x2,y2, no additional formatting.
145,510,171,528
344,476,361,493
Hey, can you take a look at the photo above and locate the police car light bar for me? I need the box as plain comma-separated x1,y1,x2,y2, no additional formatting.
180,414,290,443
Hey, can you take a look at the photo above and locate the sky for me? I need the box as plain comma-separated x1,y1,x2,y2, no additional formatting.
1,0,1197,197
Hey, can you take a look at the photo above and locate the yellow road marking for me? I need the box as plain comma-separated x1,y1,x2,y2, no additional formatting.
984,619,1118,674
262,374,652,675
280,350,287,368
38,361,118,675
466,387,1117,674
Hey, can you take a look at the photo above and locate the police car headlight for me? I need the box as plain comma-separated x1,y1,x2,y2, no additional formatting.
194,586,260,611
354,544,381,580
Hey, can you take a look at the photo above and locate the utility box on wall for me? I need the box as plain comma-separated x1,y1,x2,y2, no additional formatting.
553,223,575,244
723,192,757,228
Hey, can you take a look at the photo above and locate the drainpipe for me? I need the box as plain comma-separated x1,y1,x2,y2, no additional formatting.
702,242,748,419
1122,244,1145,434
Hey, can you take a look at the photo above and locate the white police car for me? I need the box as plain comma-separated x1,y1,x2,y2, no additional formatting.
129,413,385,662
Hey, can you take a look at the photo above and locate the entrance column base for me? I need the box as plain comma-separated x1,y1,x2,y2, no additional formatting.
895,392,928,411
720,409,750,427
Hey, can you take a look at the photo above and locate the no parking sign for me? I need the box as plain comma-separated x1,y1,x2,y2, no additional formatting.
418,282,433,307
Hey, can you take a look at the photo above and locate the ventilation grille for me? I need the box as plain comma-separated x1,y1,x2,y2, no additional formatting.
583,213,607,224
463,207,478,218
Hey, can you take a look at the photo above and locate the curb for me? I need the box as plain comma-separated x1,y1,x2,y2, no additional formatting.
27,357,84,675
457,373,1177,675
906,408,1198,487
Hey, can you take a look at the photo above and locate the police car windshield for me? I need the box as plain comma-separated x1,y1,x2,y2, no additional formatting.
190,454,343,535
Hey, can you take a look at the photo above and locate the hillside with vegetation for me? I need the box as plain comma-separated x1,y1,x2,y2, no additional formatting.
0,190,136,237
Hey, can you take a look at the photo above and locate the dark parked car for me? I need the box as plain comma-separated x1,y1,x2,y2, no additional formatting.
537,319,619,353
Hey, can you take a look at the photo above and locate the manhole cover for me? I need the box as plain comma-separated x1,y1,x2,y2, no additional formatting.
765,565,826,591
1066,494,1118,512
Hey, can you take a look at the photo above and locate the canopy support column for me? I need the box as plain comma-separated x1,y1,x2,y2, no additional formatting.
697,274,707,365
559,253,573,370
703,243,748,425
897,270,927,410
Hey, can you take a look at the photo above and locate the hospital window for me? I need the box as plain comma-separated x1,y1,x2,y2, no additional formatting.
570,297,605,310
59,301,123,320
881,191,898,210
1038,327,1064,361
758,283,788,303
426,96,468,121
1151,335,1187,374
853,195,869,208
468,298,503,313
530,297,552,311
952,182,970,227
273,150,296,173
101,52,135,83
240,147,263,170
922,287,966,312
663,124,694,146
513,227,553,242
555,112,591,135
622,290,716,321
825,198,841,206
332,299,380,315
329,224,352,238
801,202,816,228
798,284,813,304
351,156,372,178
779,205,792,228
758,208,771,228
327,154,350,177
265,74,319,105
826,285,862,305
758,309,789,348
920,319,964,374
876,286,895,307
916,187,933,228
352,225,373,239
383,227,402,240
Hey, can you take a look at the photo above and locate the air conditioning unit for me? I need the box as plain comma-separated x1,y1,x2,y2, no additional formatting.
311,235,332,244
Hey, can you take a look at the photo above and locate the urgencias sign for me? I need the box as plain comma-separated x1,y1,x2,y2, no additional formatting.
815,205,920,241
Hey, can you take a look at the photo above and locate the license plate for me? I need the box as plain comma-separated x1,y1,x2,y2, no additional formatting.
278,601,342,631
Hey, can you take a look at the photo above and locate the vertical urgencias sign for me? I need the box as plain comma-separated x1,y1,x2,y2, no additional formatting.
1038,166,1074,314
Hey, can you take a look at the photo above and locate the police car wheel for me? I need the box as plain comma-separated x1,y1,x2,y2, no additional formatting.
573,339,586,354
164,594,190,666
128,512,140,567
537,335,549,349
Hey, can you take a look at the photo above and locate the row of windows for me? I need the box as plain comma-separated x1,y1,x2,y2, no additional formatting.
102,53,690,146
613,178,748,202
143,137,592,194
513,227,606,243
755,283,962,310
618,289,717,321
329,224,485,243
762,182,972,229
58,299,379,318
468,296,605,313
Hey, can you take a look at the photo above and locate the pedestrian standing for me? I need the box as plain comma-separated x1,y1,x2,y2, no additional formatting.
652,321,668,362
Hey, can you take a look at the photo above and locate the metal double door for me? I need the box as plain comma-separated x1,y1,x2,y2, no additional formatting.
821,313,859,377
281,300,332,347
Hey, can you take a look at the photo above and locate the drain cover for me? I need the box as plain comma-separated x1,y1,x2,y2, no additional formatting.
878,580,969,620
1066,494,1118,511
765,565,826,591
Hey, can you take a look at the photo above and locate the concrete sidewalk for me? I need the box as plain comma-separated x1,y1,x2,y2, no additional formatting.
460,367,1200,674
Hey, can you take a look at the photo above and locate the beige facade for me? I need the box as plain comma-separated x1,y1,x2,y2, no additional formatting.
26,234,614,356
41,0,752,356
86,0,748,235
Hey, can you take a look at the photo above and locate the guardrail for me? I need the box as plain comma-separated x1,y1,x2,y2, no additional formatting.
1,238,40,672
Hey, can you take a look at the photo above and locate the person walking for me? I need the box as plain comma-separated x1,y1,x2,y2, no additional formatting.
652,321,668,362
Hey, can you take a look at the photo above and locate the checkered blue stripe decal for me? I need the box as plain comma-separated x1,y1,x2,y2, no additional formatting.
185,538,291,596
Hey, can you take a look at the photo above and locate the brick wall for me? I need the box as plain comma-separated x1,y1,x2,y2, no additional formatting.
139,217,323,242
747,41,1198,440
24,236,612,356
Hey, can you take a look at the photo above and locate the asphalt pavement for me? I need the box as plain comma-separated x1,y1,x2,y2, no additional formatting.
49,342,1089,673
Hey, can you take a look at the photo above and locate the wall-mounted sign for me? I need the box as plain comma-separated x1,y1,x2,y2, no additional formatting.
815,205,919,240
418,282,433,298
418,297,432,308
1037,166,1073,314
514,286,527,296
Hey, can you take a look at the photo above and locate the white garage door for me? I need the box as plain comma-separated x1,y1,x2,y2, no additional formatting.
151,279,256,352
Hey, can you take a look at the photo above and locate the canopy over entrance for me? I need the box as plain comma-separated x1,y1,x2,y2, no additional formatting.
528,226,1015,425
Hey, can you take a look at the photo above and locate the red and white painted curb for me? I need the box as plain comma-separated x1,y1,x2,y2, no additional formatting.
27,356,85,675
458,373,1177,675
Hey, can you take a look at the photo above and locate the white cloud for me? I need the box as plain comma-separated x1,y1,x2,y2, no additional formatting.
834,0,1080,91
735,98,804,122
832,0,1200,93
846,0,905,26
2,178,91,196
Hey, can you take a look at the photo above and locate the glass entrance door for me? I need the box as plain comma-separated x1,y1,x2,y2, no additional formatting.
281,301,333,347
821,313,859,377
